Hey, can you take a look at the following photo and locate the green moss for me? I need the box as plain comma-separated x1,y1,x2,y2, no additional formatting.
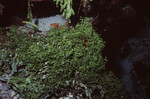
0,18,128,99
98,71,128,99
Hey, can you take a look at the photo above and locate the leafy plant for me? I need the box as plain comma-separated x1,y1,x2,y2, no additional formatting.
27,0,33,21
0,49,13,77
7,18,106,98
54,0,75,19
23,21,39,29
98,71,128,99
0,18,128,99
53,0,93,19
27,0,93,19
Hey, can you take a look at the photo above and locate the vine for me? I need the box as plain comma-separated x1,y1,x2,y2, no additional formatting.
53,0,74,19
27,0,33,21
28,0,93,19
54,0,93,18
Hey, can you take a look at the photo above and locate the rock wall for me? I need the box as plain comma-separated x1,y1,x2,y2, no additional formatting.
117,23,150,98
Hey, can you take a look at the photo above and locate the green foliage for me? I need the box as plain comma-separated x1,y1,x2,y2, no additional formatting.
98,71,128,99
23,21,39,29
27,0,33,21
53,0,93,19
7,18,106,98
27,0,92,19
0,18,128,99
0,27,17,81
54,0,75,19
0,49,13,77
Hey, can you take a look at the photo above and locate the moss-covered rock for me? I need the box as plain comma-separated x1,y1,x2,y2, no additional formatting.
0,18,128,99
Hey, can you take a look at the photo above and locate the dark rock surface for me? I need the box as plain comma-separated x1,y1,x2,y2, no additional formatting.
118,25,150,98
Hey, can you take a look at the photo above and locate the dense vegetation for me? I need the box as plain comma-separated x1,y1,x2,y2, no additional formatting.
0,18,128,98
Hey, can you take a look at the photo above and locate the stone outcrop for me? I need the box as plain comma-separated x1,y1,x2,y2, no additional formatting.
119,25,150,98
128,27,150,70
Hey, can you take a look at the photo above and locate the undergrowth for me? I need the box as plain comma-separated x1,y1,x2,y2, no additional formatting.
0,18,128,99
